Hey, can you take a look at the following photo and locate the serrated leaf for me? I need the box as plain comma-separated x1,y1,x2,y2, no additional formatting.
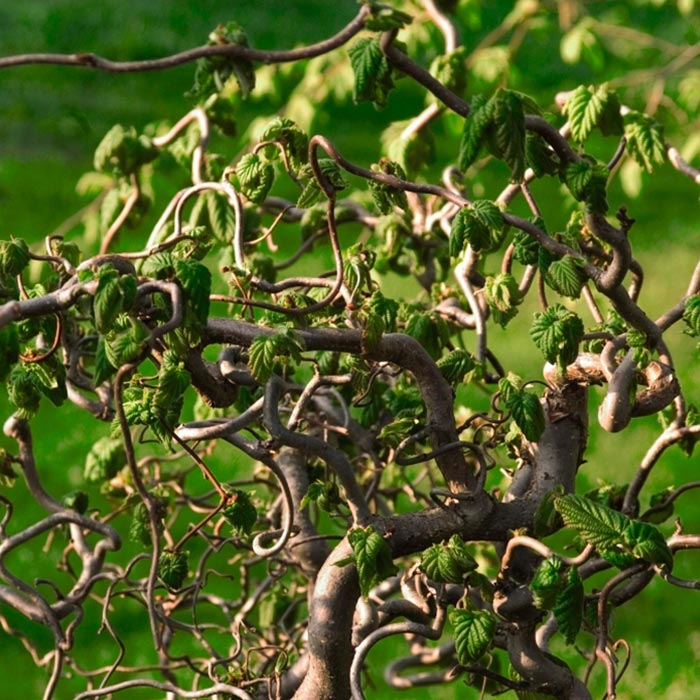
84,436,125,483
530,304,584,370
624,111,666,173
104,319,150,368
348,37,395,108
158,550,189,590
248,328,305,383
562,158,608,214
437,348,475,384
0,238,30,277
205,191,237,243
369,160,409,214
512,227,542,266
259,117,309,172
93,267,124,333
525,132,559,177
450,608,496,664
545,255,586,299
553,567,584,644
683,295,700,337
554,494,628,551
405,312,449,360
94,124,158,177
563,85,623,142
364,2,413,31
484,273,522,327
174,259,211,326
420,535,477,584
429,48,468,103
449,207,490,255
624,520,673,571
222,489,258,534
378,416,417,448
506,389,545,442
530,556,565,610
236,152,274,204
348,525,398,598
490,89,526,181
458,94,493,172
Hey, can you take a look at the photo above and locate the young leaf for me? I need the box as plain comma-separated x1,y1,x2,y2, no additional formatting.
450,608,496,664
506,389,546,442
174,259,211,326
530,555,565,610
94,124,158,177
259,117,309,172
533,485,565,537
369,160,409,214
512,227,541,266
490,89,526,181
420,535,478,584
682,295,700,337
624,111,666,172
530,304,584,370
553,567,584,644
248,328,305,383
449,207,490,255
563,85,623,142
348,37,395,108
347,525,398,598
562,158,609,214
93,266,125,334
458,93,493,172
236,152,274,204
0,324,20,382
0,238,30,277
437,348,475,385
525,133,559,177
429,48,468,102
623,520,673,571
84,436,126,483
222,489,258,534
544,255,586,299
158,550,189,590
363,2,413,31
484,273,522,327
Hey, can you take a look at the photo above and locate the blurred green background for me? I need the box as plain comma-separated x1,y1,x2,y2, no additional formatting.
2,1,700,698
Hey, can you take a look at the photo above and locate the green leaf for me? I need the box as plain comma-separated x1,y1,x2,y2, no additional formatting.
490,89,527,180
405,312,449,360
437,348,475,385
420,535,478,584
506,388,545,442
530,304,584,370
382,120,435,178
129,501,151,545
259,117,309,172
0,449,16,488
563,85,623,142
222,489,258,534
450,608,496,664
377,417,417,448
562,158,609,214
174,259,211,326
554,494,628,551
104,319,150,368
204,191,237,243
458,93,493,172
484,273,522,327
158,550,189,590
530,555,565,610
623,520,673,571
682,295,700,337
347,525,398,598
624,111,666,173
545,255,586,299
248,328,305,383
0,238,30,277
553,567,584,644
297,159,348,208
84,437,126,483
512,226,542,266
94,124,158,177
449,207,490,255
369,160,409,214
93,266,124,334
348,37,395,108
429,48,468,103
236,152,274,204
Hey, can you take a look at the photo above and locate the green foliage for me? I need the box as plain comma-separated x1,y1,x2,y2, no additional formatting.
530,555,566,610
682,295,700,337
7,358,67,418
544,255,586,299
563,85,623,142
429,48,468,103
345,525,398,598
420,535,478,584
449,608,496,664
84,437,126,483
499,374,545,442
190,21,255,99
222,489,258,534
533,485,565,537
554,494,673,571
484,273,522,327
404,311,450,360
158,549,189,590
0,324,19,382
235,152,274,204
362,1,413,31
381,119,435,178
94,124,158,177
530,304,584,370
369,160,409,214
553,567,584,644
0,237,30,279
437,348,475,385
93,265,137,334
297,159,348,207
624,111,666,172
259,117,308,173
459,89,527,180
62,490,89,514
449,200,504,256
248,328,305,383
348,37,395,108
562,158,609,214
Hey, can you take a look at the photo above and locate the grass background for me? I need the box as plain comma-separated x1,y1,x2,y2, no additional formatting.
1,1,700,698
